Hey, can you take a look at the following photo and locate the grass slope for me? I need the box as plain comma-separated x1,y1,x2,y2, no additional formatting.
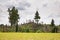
0,33,60,40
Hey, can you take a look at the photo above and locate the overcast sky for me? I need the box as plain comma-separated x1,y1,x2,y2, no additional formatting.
0,0,60,25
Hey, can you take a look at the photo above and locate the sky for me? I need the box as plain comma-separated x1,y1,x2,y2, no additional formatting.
0,0,60,25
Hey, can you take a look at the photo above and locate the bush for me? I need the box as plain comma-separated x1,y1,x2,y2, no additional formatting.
52,27,58,33
36,30,43,33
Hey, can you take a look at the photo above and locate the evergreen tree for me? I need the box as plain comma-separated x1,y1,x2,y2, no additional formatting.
52,27,58,33
8,7,20,32
51,19,55,26
34,11,40,24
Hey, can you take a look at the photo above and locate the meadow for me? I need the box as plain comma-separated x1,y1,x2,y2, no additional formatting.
0,33,60,40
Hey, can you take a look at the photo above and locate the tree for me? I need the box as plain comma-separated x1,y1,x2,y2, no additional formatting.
34,11,40,24
8,7,20,32
51,19,55,26
52,27,58,33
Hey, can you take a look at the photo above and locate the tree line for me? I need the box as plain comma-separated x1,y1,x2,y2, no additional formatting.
7,6,58,33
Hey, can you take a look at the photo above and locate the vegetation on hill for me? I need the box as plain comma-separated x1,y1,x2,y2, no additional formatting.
0,20,60,33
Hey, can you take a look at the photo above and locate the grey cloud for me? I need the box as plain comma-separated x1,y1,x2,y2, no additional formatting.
5,1,31,10
6,4,14,8
55,14,60,17
43,3,48,7
16,6,25,10
48,13,54,18
0,0,8,3
0,9,2,13
24,2,31,7
48,13,60,18
16,2,31,10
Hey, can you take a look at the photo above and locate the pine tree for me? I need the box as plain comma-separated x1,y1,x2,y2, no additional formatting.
34,11,40,24
8,7,20,32
51,19,55,26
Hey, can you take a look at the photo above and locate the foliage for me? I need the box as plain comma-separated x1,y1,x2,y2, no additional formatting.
52,27,58,33
0,8,59,33
8,7,19,26
36,29,43,33
8,7,20,32
51,19,55,26
0,23,60,33
34,11,40,24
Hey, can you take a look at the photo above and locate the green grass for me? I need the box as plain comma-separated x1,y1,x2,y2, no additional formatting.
0,33,60,40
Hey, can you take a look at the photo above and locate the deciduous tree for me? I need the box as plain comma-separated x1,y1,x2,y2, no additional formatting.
8,7,20,32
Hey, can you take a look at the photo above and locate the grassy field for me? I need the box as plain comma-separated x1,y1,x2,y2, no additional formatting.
0,33,60,40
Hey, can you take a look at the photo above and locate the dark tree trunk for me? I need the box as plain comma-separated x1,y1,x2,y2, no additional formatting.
16,24,18,32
